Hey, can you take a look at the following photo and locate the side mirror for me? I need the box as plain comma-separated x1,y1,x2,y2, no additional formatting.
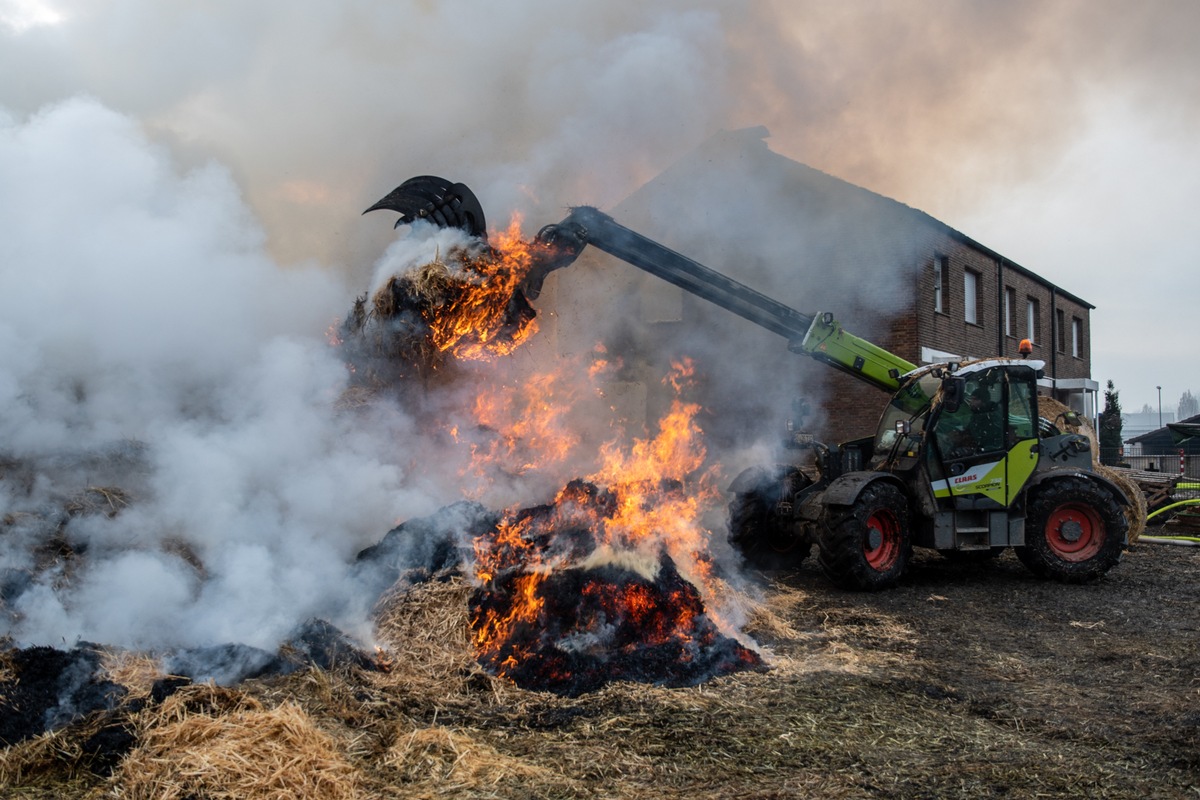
1060,411,1081,428
941,376,965,413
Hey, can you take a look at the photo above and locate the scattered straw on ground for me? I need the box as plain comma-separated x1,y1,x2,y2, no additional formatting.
6,541,1198,799
383,723,578,797
64,486,130,518
111,689,360,800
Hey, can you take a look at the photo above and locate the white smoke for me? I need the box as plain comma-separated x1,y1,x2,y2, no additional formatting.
0,97,454,650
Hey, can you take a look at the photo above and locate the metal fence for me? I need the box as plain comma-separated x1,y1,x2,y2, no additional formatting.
1121,454,1200,480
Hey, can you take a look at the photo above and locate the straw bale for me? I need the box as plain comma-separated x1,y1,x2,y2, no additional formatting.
112,697,360,800
1099,465,1147,542
1038,396,1147,541
369,577,512,707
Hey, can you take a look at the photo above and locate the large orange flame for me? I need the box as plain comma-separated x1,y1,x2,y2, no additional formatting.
467,359,744,689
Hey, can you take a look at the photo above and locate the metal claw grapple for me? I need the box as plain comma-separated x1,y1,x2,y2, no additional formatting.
363,175,488,238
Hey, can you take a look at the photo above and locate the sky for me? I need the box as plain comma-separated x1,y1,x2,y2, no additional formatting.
1,0,1197,651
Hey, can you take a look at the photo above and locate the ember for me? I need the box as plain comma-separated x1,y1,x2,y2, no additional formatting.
470,552,763,697
468,480,763,696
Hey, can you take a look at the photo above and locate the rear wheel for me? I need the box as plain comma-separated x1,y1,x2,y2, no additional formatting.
818,482,911,591
1017,477,1126,582
728,467,811,571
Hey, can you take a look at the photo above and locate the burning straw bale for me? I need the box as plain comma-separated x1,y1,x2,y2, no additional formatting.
338,245,537,389
470,555,764,697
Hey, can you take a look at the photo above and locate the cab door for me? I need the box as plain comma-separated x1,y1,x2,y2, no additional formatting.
928,368,1026,510
1002,368,1039,504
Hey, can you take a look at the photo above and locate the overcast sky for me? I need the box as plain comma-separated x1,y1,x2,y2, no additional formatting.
2,0,1196,415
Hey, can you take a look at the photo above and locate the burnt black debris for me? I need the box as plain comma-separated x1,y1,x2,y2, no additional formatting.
469,553,764,697
163,642,280,686
0,644,125,746
278,618,378,673
354,500,495,598
165,618,383,686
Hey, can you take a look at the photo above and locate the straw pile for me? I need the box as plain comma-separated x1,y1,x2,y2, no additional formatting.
111,688,360,800
1038,396,1147,541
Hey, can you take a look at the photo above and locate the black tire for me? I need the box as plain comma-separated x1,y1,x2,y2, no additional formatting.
1017,477,1127,583
727,468,811,571
818,482,911,591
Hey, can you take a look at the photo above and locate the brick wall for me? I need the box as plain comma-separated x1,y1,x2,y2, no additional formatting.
817,228,1095,443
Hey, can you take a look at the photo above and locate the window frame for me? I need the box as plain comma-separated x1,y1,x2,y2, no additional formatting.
964,268,980,325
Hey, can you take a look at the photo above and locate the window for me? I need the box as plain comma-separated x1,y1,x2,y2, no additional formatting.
1004,287,1015,336
933,256,949,314
1026,297,1040,343
1056,309,1066,353
1072,317,1083,358
964,269,979,324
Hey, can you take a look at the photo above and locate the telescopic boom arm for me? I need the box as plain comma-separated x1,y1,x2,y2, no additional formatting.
524,206,916,393
365,177,918,393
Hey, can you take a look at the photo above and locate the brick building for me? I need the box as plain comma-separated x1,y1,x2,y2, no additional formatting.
537,127,1098,452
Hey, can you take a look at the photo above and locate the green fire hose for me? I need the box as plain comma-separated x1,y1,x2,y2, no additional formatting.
1141,482,1200,545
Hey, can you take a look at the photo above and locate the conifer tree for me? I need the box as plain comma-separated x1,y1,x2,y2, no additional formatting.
1178,389,1198,421
1098,380,1123,465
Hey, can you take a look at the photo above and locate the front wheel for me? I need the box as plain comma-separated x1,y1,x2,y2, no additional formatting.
727,467,812,571
818,482,911,591
1016,477,1127,583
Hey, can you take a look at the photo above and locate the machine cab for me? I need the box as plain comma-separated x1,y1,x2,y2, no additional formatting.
925,361,1042,510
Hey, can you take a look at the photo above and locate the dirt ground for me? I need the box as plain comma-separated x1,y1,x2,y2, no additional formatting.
4,525,1199,799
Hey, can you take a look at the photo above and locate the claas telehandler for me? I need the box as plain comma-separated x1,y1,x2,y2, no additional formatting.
365,176,1129,591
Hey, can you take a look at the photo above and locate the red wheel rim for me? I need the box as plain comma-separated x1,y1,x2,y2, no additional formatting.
1044,503,1105,561
864,508,901,570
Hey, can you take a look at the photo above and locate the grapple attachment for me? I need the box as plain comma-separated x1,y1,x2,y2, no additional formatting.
363,175,488,238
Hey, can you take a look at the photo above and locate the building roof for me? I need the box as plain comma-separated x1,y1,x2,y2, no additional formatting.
1126,413,1200,454
614,127,1094,311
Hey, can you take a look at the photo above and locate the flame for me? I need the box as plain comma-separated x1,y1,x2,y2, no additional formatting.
467,359,742,689
466,371,581,480
427,216,540,361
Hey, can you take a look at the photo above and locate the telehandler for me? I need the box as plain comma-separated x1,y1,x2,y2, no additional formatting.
365,176,1129,591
